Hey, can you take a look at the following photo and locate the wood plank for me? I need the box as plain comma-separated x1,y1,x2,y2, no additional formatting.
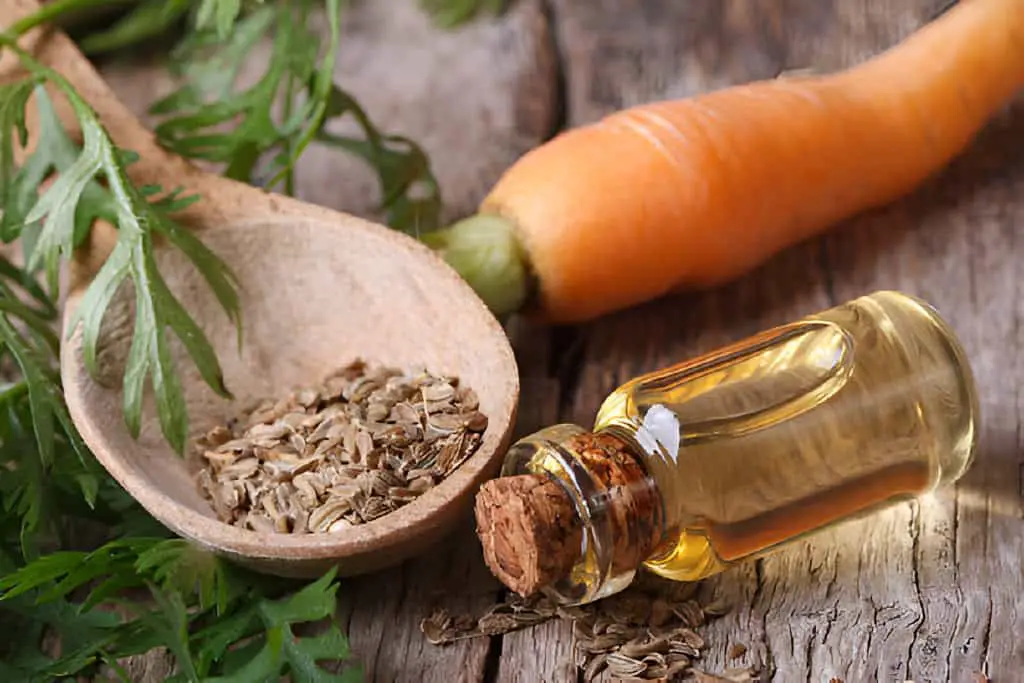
818,107,1024,683
549,0,1018,681
552,0,949,125
92,1,558,681
493,317,577,683
96,0,558,225
336,317,568,683
334,519,501,683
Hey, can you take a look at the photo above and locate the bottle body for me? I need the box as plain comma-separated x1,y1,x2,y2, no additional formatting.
595,290,978,583
498,291,979,605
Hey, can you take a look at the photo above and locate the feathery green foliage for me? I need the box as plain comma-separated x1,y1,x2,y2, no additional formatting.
0,0,500,677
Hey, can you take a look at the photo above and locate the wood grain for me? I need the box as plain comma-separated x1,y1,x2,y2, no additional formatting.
78,0,1024,680
97,0,557,226
87,0,555,678
547,0,1021,681
493,318,579,683
5,0,523,584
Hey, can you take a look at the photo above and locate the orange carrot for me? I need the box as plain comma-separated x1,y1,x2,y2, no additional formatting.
423,0,1024,324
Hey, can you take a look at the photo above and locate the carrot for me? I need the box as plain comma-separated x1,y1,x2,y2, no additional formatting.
422,0,1024,324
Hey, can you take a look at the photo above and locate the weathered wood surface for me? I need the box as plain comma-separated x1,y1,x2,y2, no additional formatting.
93,0,1023,680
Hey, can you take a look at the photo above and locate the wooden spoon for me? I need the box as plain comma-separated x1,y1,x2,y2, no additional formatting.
2,0,519,579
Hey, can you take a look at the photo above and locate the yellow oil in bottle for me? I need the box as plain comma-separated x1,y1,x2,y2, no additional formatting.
591,290,979,582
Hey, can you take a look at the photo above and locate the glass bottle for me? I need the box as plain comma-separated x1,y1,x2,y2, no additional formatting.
491,290,979,606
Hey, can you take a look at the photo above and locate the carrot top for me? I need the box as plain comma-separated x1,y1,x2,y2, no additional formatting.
420,213,531,317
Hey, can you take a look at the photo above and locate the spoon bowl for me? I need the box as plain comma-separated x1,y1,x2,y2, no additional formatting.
5,0,519,578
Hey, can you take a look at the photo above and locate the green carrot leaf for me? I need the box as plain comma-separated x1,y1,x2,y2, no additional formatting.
0,3,384,678
202,568,362,683
315,85,442,235
419,0,506,28
0,78,39,240
0,47,240,453
196,0,245,40
78,0,193,55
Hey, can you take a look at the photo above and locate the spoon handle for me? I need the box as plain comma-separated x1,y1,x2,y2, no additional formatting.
1,0,201,191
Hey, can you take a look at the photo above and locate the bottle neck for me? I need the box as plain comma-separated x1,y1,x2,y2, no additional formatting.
496,423,667,605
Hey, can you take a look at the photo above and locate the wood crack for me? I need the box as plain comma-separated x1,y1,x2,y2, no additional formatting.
802,629,813,683
819,600,839,648
369,615,388,680
537,0,568,138
482,623,505,683
907,502,925,680
752,559,775,679
944,603,961,680
551,326,588,424
980,596,993,675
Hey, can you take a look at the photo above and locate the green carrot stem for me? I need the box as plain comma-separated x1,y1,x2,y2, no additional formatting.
7,0,134,38
420,213,531,319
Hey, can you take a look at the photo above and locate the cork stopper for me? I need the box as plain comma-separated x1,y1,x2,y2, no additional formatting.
474,474,583,596
474,432,665,598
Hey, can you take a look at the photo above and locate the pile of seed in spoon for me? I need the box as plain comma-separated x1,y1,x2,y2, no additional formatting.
193,359,488,534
